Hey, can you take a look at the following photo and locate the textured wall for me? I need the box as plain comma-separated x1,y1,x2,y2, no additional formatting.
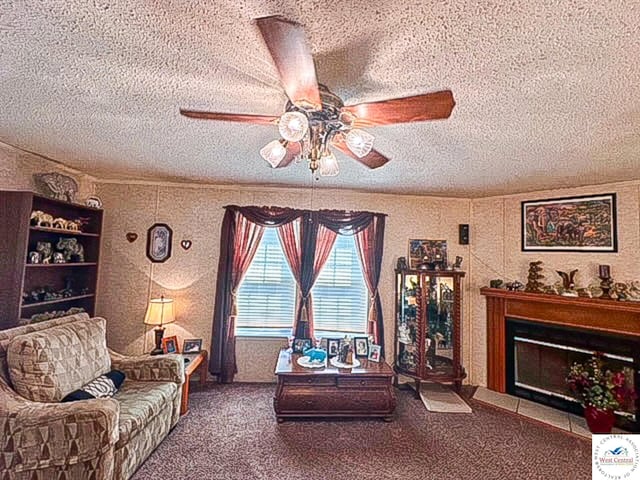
95,181,472,382
0,141,95,199
469,180,640,386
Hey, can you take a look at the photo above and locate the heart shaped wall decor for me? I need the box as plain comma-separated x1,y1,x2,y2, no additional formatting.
126,232,138,243
180,240,192,250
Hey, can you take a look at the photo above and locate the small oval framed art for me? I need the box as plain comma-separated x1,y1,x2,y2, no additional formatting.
146,223,173,263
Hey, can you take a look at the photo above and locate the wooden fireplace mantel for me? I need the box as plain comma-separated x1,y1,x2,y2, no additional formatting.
480,287,640,392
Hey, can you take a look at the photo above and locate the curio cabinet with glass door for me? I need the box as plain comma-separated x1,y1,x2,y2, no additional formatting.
394,268,466,395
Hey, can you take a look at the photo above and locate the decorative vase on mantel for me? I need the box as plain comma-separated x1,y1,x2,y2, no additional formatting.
584,406,616,434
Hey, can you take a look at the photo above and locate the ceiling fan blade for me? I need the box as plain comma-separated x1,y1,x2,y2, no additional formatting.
180,109,278,125
342,90,455,127
274,142,301,168
331,135,390,169
254,15,321,110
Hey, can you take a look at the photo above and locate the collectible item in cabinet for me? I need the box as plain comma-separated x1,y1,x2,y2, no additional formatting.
394,268,466,395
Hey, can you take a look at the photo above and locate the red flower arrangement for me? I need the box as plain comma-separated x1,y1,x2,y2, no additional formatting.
566,354,636,410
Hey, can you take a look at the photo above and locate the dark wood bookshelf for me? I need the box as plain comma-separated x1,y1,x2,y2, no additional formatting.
0,191,103,330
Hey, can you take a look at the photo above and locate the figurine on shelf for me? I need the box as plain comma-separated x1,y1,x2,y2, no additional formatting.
36,241,53,264
27,251,42,264
489,279,504,289
34,172,78,203
52,218,67,229
30,211,54,228
396,256,408,271
525,261,545,293
52,252,66,264
56,237,85,262
30,210,43,226
611,282,630,301
506,280,524,291
556,269,579,297
66,220,81,231
628,281,640,302
576,288,593,298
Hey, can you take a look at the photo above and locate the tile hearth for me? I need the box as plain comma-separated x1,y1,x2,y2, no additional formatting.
473,387,626,438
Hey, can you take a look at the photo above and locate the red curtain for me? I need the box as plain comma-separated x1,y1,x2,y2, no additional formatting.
278,214,337,339
209,210,264,383
355,215,386,355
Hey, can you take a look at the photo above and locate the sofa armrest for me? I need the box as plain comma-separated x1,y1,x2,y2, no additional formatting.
0,381,119,472
109,350,185,385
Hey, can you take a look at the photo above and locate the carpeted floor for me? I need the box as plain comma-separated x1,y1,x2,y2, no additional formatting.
132,384,591,480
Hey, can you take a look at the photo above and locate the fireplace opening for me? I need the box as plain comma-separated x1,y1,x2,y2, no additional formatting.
506,319,639,432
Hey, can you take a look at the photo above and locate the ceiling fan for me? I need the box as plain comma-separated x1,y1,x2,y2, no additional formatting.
180,15,455,177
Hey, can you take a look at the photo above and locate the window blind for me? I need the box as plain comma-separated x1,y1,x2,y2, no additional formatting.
236,228,296,335
312,234,368,337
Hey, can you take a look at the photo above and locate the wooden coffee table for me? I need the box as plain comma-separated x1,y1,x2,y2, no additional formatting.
181,350,208,415
273,349,396,422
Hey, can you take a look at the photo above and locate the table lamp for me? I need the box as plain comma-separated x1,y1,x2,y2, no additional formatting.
144,295,175,355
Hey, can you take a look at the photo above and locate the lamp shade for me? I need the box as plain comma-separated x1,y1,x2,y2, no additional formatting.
278,111,309,142
260,139,287,167
319,151,339,177
345,128,374,158
143,297,175,326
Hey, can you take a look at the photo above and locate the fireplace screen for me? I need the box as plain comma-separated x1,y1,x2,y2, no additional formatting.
507,319,638,429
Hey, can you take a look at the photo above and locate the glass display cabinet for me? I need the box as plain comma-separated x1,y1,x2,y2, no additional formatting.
394,268,466,395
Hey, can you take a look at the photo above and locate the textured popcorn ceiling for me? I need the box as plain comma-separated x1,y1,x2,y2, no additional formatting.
1,1,639,196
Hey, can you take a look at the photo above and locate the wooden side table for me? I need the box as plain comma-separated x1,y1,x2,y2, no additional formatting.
180,350,208,415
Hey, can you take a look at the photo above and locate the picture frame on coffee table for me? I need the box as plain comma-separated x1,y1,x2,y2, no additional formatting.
293,338,312,354
327,338,341,358
354,337,369,357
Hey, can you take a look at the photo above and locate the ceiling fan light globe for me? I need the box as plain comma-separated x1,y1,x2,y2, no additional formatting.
319,151,339,177
278,111,309,142
260,140,287,168
345,129,374,158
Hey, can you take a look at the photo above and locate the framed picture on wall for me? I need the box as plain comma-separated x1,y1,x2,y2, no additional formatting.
521,194,617,252
146,223,173,263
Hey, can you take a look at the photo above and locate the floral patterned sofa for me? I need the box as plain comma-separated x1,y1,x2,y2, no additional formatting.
0,312,184,480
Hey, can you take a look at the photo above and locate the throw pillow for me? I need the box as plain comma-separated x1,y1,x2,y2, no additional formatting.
62,370,125,402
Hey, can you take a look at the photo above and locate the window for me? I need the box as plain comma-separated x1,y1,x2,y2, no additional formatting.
235,229,369,337
312,234,368,337
235,228,296,336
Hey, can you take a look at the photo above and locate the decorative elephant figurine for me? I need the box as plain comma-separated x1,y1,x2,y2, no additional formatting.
56,237,85,262
52,217,67,229
303,347,327,363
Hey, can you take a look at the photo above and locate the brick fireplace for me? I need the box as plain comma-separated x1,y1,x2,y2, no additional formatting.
481,288,640,431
